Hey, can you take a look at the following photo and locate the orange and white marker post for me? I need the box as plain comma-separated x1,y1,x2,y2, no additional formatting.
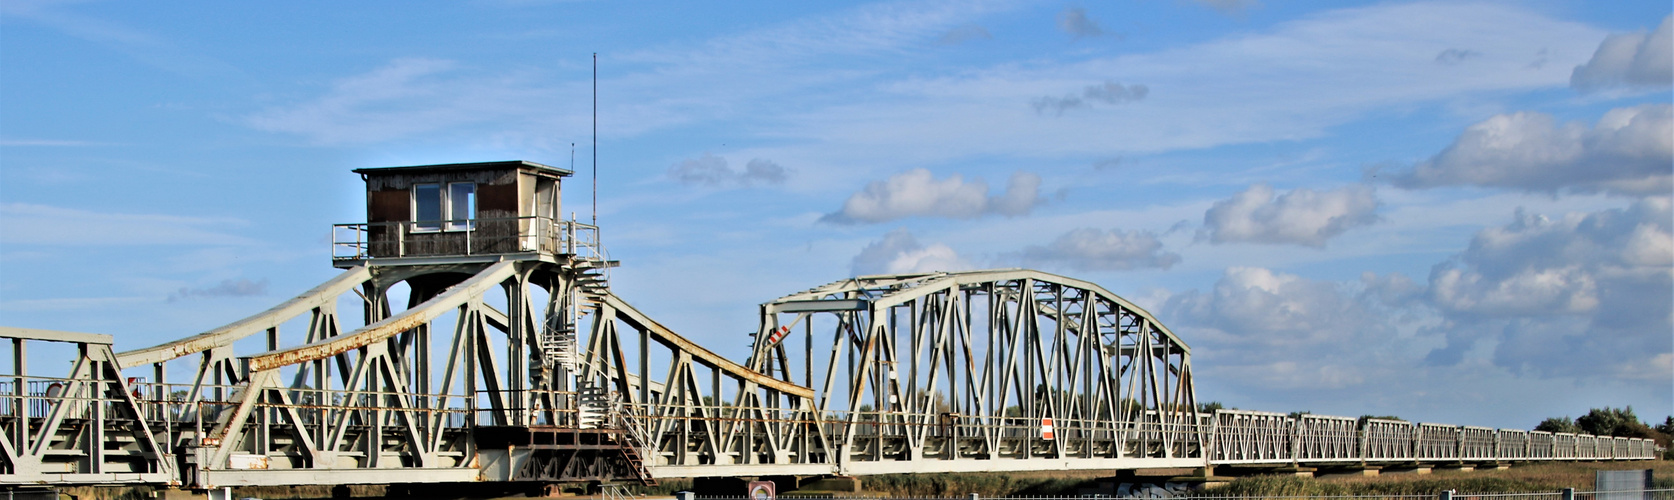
1040,417,1054,440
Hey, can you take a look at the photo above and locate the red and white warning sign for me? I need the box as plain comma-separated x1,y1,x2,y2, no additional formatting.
1040,417,1054,440
764,325,791,346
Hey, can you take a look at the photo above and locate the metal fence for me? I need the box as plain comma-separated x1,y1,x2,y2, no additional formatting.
1207,410,1661,464
679,489,1674,500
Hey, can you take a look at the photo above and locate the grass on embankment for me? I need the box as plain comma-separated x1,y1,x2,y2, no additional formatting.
857,469,1108,497
1209,461,1674,497
781,461,1674,498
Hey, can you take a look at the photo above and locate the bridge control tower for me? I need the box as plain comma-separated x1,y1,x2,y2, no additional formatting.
333,160,601,265
321,160,640,486
329,159,613,385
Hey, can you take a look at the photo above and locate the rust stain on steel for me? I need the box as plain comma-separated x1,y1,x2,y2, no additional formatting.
116,266,373,368
604,293,815,399
248,261,517,372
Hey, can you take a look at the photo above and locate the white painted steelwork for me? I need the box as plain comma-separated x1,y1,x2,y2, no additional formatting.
0,264,1660,489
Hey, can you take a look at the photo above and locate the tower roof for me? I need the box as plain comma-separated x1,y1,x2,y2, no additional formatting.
352,160,573,178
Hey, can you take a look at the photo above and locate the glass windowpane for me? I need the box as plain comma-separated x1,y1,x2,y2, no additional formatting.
414,184,441,231
447,182,476,230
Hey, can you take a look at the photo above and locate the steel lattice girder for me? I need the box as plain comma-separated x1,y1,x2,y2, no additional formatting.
617,269,1209,477
0,264,1663,488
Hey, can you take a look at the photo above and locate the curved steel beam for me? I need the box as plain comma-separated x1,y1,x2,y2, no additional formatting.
246,261,516,372
602,291,814,399
116,266,374,368
766,268,1190,354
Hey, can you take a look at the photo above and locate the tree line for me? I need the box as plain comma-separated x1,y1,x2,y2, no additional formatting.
1535,406,1671,440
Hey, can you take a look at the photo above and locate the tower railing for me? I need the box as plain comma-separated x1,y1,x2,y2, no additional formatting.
332,216,603,262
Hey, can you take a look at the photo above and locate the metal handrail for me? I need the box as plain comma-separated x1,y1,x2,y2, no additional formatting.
332,216,604,261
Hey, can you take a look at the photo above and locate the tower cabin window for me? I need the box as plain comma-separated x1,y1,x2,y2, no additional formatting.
412,182,476,232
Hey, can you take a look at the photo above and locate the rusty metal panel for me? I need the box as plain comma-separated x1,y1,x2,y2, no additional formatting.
228,454,270,470
479,181,519,216
369,188,410,223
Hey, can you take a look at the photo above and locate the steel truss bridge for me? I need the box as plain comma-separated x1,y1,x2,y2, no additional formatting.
0,257,1659,491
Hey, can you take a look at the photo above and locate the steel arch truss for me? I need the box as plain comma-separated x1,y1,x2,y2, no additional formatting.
636,269,1207,476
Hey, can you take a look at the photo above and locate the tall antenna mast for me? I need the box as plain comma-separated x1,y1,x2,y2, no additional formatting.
591,52,598,228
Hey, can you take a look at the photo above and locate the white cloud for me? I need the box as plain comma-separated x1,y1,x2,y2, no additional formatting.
1394,104,1673,197
851,228,972,276
986,171,1042,216
1022,228,1180,271
1057,7,1104,39
1421,198,1673,378
822,169,1043,223
0,203,256,246
1570,15,1673,92
1200,183,1379,247
1162,267,1400,390
1160,257,1669,419
667,153,787,187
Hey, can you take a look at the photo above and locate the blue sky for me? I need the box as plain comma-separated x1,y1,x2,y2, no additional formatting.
2,0,1669,429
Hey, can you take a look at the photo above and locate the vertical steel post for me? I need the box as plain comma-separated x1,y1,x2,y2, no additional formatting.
87,347,103,474
639,327,650,412
12,338,26,453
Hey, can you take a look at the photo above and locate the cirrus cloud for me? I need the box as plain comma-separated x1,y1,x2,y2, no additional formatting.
1022,228,1180,271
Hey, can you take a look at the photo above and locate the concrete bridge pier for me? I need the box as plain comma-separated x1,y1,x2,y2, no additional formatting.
1316,466,1382,479
1383,464,1434,475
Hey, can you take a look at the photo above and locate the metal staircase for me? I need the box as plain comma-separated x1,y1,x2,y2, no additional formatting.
612,404,657,486
539,327,577,372
572,258,610,302
575,383,609,430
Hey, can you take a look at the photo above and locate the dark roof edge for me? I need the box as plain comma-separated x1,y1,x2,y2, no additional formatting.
353,160,574,177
